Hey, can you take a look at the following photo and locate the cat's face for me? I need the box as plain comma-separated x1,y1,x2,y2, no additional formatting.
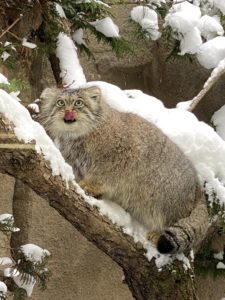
40,86,103,138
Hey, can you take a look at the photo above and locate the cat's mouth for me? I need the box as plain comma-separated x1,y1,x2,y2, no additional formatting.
63,111,77,123
64,119,76,124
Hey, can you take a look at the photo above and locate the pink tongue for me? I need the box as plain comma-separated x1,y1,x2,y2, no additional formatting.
64,111,76,121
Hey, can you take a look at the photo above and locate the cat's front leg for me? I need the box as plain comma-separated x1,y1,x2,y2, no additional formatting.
79,179,105,199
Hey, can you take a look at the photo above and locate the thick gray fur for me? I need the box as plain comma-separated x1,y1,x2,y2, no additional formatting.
39,86,208,254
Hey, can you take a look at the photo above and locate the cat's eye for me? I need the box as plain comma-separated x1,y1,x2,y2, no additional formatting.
56,99,65,107
74,99,84,108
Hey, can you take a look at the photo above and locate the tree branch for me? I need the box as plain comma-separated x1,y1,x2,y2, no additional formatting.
188,60,225,112
0,130,197,300
0,15,23,39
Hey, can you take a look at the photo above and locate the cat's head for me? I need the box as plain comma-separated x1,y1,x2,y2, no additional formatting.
39,86,103,138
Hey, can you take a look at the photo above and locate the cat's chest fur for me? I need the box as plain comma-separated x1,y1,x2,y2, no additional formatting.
57,136,88,181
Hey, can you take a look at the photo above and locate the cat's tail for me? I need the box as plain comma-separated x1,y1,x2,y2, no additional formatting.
157,186,209,254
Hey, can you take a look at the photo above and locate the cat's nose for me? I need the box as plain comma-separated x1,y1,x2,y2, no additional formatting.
64,111,76,123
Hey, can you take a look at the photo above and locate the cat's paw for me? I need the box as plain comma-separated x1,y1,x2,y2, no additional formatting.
79,180,104,199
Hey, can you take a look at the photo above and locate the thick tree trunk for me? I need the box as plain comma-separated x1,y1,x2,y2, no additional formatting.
0,131,197,300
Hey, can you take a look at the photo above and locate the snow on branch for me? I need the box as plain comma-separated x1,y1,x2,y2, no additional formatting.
131,1,225,69
56,33,86,88
188,58,225,111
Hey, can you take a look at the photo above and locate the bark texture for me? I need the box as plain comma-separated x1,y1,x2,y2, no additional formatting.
0,131,197,300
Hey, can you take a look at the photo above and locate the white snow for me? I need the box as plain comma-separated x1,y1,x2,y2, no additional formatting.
0,89,75,184
75,0,110,7
150,0,166,6
4,267,19,277
56,33,86,88
22,38,37,49
131,6,161,40
90,17,120,38
55,2,66,18
0,281,7,295
0,213,20,232
76,185,177,268
209,0,225,14
179,27,202,55
28,103,40,113
20,244,50,263
13,273,36,297
197,36,225,69
0,257,13,265
203,57,225,88
212,104,225,140
198,15,224,41
0,213,13,223
162,1,225,67
214,251,224,260
164,1,201,34
3,41,16,51
72,28,86,46
217,261,225,269
0,74,9,84
176,99,193,110
1,51,10,61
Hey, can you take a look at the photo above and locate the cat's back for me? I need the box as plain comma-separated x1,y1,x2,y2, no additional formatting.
91,109,195,173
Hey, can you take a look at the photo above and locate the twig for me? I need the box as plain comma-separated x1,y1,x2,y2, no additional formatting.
0,15,23,39
6,31,22,42
188,60,225,112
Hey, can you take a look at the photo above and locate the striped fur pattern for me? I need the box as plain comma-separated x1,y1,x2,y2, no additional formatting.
39,86,208,254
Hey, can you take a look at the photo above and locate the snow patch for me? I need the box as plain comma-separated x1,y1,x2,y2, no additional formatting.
20,244,50,263
0,74,9,84
217,261,225,269
179,27,202,55
131,6,161,40
0,281,7,295
72,28,86,46
197,36,225,68
56,33,86,88
22,38,37,49
1,51,10,61
214,251,224,260
55,2,66,18
90,17,120,38
209,0,225,14
0,257,13,266
198,15,224,41
164,1,201,34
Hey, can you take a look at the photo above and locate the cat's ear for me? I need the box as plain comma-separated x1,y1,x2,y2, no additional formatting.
40,87,61,102
84,86,101,101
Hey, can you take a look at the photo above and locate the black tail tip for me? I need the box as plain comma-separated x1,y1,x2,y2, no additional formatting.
157,234,176,254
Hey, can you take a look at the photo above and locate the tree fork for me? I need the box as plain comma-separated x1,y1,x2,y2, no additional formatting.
0,132,197,300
